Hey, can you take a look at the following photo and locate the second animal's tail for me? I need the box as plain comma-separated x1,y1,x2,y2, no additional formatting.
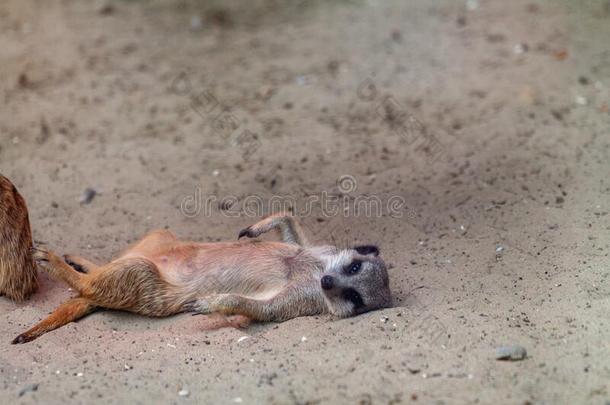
0,175,38,301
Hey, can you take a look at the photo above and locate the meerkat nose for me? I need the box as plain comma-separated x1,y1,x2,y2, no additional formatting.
321,275,334,290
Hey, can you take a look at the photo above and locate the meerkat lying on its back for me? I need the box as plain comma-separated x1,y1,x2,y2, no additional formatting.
0,175,37,301
14,213,392,343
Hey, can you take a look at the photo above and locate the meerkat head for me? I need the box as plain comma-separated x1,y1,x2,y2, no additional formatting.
319,245,391,317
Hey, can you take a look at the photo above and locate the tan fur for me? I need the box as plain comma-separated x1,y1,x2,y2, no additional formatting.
0,175,37,301
14,213,391,343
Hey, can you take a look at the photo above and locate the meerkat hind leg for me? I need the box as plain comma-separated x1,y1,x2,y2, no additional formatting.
32,247,87,292
119,229,177,258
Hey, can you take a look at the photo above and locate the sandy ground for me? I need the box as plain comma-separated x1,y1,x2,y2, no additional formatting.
1,0,609,403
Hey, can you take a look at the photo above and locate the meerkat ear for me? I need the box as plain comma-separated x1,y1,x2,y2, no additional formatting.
353,245,380,257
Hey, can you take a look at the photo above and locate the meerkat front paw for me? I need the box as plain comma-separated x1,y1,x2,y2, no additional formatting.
190,295,234,315
237,226,255,239
189,297,212,315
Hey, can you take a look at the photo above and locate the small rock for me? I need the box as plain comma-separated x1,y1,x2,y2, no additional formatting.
37,118,50,144
18,73,30,88
513,43,528,54
327,60,339,74
79,188,98,204
178,388,189,397
18,383,39,397
495,345,527,361
575,96,588,106
190,15,203,31
97,0,114,15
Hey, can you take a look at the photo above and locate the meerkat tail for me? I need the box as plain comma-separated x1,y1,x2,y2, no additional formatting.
12,297,97,344
0,175,38,301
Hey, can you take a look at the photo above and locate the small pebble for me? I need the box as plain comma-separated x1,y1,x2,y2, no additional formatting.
575,96,588,106
190,15,203,31
18,383,39,397
178,388,189,397
301,336,307,342
495,345,527,361
513,43,528,54
96,0,114,15
79,188,98,204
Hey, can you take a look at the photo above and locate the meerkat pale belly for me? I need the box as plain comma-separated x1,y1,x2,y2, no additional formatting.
121,241,302,300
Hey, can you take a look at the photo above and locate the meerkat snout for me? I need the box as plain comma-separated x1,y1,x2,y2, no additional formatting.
321,275,334,290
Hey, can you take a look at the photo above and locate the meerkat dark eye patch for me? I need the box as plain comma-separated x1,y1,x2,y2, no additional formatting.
353,245,379,256
341,288,364,309
345,259,362,275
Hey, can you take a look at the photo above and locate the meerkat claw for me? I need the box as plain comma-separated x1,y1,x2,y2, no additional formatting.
31,247,50,264
238,227,253,239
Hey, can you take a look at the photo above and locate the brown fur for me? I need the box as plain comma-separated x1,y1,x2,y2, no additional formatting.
0,175,37,301
14,213,391,343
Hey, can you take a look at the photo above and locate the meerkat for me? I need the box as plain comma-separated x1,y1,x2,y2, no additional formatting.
0,175,38,302
13,212,391,343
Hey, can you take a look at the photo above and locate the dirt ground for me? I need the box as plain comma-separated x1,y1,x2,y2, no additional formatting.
1,0,609,403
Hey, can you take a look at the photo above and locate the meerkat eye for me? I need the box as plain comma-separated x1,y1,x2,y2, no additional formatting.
347,260,362,275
